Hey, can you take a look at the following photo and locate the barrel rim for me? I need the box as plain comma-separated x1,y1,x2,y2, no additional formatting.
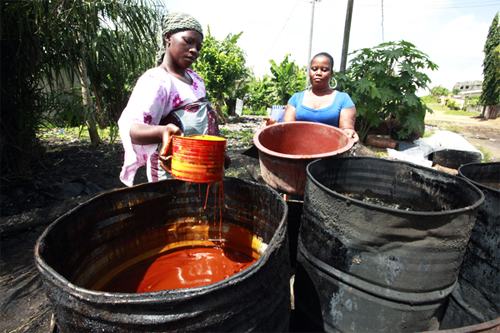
458,162,500,194
34,177,289,304
434,317,500,333
306,156,485,216
253,121,354,160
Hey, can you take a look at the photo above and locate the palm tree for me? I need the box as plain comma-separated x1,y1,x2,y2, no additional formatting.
1,0,163,177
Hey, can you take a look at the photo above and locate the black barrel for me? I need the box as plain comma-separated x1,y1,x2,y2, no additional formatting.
294,156,484,332
35,177,291,332
440,162,500,329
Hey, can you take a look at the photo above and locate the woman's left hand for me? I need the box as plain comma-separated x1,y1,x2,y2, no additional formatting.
343,128,359,143
159,124,183,173
262,117,277,128
224,154,231,169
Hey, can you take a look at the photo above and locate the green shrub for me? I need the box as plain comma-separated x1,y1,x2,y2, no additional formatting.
421,95,438,104
242,107,267,116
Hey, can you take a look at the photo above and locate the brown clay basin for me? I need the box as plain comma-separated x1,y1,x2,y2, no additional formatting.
253,121,354,196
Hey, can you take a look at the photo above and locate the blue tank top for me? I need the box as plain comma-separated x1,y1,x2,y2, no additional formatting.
288,90,355,127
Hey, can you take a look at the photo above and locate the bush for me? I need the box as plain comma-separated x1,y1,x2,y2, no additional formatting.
242,107,267,116
421,95,438,103
446,98,460,110
334,40,438,143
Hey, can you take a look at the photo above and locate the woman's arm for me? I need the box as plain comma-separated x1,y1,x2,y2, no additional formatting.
339,107,359,143
262,103,297,126
282,103,297,122
129,123,180,145
130,123,183,169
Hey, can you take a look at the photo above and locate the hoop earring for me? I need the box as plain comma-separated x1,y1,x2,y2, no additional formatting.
329,78,337,90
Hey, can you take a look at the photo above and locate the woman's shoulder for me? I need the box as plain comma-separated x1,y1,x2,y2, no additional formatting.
136,67,173,86
335,90,352,98
288,90,306,106
292,90,306,99
186,68,203,82
334,90,355,107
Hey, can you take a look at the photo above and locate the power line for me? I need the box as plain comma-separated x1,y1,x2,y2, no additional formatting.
263,0,301,60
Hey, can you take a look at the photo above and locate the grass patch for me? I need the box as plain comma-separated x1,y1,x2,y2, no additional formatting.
421,95,438,104
366,147,388,157
219,128,255,143
423,130,435,138
38,125,119,143
428,104,449,112
224,166,248,178
426,121,465,134
428,104,481,117
242,107,267,116
443,110,479,117
374,151,388,157
477,146,492,162
441,124,465,133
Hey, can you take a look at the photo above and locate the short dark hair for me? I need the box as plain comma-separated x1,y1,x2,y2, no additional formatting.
311,52,334,71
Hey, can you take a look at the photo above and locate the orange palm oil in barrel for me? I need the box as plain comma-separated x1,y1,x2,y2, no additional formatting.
99,223,263,293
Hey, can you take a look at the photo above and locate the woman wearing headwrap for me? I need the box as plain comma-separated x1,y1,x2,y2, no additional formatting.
118,12,228,186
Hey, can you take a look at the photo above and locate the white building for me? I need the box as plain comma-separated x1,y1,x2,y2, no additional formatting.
453,80,482,97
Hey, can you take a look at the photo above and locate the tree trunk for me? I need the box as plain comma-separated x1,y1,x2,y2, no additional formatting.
481,105,487,118
79,61,101,147
78,32,100,147
214,100,227,125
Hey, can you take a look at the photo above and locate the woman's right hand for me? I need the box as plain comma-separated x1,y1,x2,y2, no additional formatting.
159,124,183,173
262,117,277,128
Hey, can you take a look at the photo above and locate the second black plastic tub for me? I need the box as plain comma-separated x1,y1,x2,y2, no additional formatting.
440,162,500,329
294,157,484,332
35,177,291,332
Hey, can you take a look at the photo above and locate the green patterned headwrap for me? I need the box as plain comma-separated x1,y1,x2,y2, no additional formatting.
156,12,203,65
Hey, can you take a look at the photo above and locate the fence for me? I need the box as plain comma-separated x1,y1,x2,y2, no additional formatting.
467,105,499,119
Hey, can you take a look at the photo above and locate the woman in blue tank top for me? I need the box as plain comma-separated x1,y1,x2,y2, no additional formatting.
264,52,359,143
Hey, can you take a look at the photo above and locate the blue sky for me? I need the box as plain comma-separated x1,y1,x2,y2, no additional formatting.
165,0,500,94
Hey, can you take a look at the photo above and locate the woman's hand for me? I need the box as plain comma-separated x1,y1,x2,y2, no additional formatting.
262,117,277,128
159,124,183,173
343,128,359,143
339,106,358,143
224,154,231,169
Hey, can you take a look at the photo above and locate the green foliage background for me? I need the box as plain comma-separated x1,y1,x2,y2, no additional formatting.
480,12,500,108
1,0,162,178
192,28,249,122
335,40,438,142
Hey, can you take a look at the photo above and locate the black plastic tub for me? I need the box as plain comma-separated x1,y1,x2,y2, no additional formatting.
35,177,291,332
294,157,484,332
440,162,500,329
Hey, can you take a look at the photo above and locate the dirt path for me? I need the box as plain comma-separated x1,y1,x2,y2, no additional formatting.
425,108,500,162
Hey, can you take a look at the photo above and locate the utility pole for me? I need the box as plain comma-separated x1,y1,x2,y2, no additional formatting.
340,0,354,74
381,0,385,43
306,0,319,88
